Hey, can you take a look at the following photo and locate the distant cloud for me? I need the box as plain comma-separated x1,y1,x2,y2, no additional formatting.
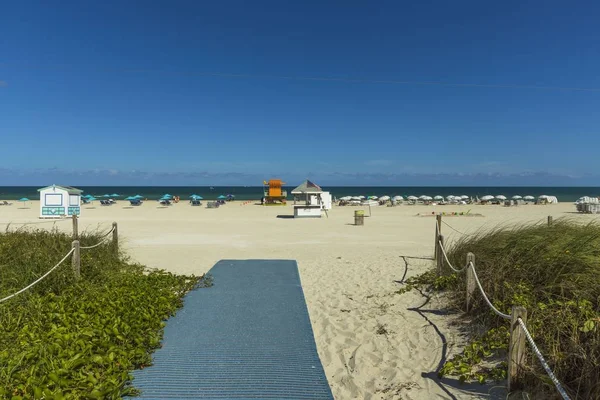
0,81,7,87
0,167,598,186
364,159,394,166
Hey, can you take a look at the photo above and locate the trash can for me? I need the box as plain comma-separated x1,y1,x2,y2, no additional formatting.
354,210,365,226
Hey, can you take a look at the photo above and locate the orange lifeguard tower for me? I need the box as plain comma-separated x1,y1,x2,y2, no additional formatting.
263,179,287,205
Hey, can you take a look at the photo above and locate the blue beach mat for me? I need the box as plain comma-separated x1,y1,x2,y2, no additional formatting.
131,259,334,399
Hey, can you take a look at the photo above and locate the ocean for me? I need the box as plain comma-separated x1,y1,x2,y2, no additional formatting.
0,186,598,202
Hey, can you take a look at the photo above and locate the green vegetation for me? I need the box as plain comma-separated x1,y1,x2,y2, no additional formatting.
0,228,210,399
402,219,600,398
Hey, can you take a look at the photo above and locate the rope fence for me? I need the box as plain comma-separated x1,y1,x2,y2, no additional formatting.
433,214,570,399
0,248,75,304
0,219,119,303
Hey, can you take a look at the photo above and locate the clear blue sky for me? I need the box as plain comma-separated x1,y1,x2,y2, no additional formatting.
1,0,599,186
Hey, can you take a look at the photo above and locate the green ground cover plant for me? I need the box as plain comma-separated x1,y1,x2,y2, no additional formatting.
0,227,211,399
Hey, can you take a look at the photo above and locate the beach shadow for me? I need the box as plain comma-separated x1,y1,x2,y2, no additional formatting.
122,206,134,209
276,215,294,219
84,207,97,210
156,206,171,209
17,207,30,210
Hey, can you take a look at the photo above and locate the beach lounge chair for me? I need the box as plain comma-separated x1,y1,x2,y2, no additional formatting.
191,199,202,206
206,201,219,208
0,201,12,206
129,199,142,206
100,200,110,206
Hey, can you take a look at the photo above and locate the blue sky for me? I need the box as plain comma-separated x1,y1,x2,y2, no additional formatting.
1,0,599,186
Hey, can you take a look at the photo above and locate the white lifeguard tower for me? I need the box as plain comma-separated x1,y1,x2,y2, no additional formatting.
37,184,83,218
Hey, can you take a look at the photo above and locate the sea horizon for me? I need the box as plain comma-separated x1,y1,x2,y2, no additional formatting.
1,185,598,202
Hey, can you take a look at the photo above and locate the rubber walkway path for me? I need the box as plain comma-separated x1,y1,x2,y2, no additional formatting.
131,259,334,399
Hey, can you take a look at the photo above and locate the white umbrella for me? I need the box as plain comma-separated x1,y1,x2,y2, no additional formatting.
538,195,548,199
434,195,444,200
379,195,390,201
461,195,469,199
496,195,507,200
340,196,352,201
418,195,428,200
512,195,522,200
407,195,418,200
368,196,378,200
446,195,455,200
422,196,433,200
358,195,366,199
351,196,362,201
481,195,494,201
524,195,535,200
392,196,403,201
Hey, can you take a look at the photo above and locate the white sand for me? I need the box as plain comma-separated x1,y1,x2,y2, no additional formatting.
0,201,595,399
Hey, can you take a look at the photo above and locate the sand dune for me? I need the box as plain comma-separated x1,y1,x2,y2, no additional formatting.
0,201,593,399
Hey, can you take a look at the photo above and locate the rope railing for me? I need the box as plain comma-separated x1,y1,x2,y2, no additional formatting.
467,260,511,320
0,248,75,303
438,239,468,273
79,226,115,250
441,220,472,236
433,214,570,398
517,318,570,400
0,221,119,303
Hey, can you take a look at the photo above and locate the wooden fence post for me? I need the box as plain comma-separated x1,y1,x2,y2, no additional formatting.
437,234,445,276
72,214,78,240
434,214,442,261
112,222,118,255
508,306,528,392
465,253,476,311
548,215,553,226
72,240,80,280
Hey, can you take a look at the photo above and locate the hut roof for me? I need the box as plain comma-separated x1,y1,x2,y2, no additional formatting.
37,185,83,194
291,180,323,194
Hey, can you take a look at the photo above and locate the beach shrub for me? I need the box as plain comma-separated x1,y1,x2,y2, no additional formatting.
0,227,210,398
440,219,600,398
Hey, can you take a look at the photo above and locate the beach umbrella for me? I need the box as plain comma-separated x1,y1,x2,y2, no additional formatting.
111,193,119,197
538,195,548,199
392,195,403,201
496,195,507,200
524,195,535,200
87,196,97,201
407,195,418,200
340,196,352,201
446,195,454,200
512,195,522,200
189,194,199,198
434,195,444,200
217,195,227,199
351,196,361,201
162,194,173,198
379,195,390,201
19,197,30,202
133,194,144,199
368,196,378,200
82,194,92,198
481,195,494,201
103,194,111,197
461,195,469,199
124,196,134,200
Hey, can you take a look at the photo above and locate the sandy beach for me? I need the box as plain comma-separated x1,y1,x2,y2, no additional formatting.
0,201,596,399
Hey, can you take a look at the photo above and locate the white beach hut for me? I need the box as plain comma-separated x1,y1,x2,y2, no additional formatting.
37,184,83,218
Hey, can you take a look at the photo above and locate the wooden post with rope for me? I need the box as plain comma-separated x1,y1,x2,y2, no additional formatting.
72,214,78,240
437,234,444,276
72,240,80,280
112,222,118,255
434,214,442,261
465,252,476,311
508,306,528,392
